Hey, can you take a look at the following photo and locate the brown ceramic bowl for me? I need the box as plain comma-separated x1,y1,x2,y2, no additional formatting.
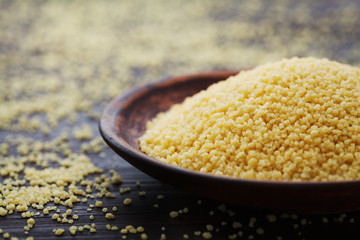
99,70,360,214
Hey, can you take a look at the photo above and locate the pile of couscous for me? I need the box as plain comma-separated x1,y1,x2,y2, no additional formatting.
140,57,360,181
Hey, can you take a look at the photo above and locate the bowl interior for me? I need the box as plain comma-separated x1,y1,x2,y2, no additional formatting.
115,71,239,149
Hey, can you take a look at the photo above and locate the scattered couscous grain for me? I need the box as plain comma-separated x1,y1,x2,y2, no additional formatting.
266,214,277,223
206,224,214,231
202,231,212,239
0,208,7,216
169,211,179,218
249,217,257,228
232,222,242,229
256,228,264,235
105,213,115,220
43,208,49,215
140,58,360,181
123,198,132,205
69,226,77,235
228,234,237,239
54,229,65,236
300,219,307,225
27,218,35,226
73,123,93,141
110,172,123,184
120,187,132,194
61,218,68,223
157,194,164,200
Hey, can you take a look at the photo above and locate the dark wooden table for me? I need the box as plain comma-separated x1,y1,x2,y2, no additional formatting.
1,0,360,239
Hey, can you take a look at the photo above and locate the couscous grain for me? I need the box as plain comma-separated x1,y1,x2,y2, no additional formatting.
105,213,115,220
123,198,132,205
54,229,65,236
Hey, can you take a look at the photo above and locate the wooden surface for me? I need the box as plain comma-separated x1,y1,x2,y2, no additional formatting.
1,0,360,239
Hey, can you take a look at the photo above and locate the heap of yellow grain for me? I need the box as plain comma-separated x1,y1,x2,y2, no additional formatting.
139,58,360,181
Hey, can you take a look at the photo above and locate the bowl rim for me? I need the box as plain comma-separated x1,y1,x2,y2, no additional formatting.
99,70,360,189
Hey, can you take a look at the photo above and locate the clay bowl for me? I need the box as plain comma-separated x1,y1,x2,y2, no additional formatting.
99,70,360,214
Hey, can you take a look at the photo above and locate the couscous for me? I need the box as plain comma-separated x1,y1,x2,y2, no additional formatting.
140,58,360,181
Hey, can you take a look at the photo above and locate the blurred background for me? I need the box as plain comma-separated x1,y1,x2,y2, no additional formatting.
1,0,360,239
1,0,360,120
1,0,360,130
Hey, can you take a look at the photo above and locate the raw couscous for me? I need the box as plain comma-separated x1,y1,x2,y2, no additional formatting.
140,57,360,181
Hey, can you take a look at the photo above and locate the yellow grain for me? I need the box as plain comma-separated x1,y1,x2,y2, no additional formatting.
105,213,115,220
54,229,65,236
140,58,360,181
